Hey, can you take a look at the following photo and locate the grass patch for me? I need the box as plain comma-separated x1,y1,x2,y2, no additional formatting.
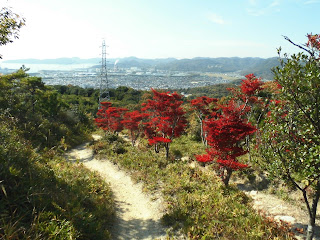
0,123,115,240
93,134,296,239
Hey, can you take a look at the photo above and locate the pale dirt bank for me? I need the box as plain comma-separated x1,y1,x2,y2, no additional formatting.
235,180,320,240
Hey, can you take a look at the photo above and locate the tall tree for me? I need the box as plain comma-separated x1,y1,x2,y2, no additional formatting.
259,34,320,240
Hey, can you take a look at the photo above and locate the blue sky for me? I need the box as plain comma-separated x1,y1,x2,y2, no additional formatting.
1,0,319,60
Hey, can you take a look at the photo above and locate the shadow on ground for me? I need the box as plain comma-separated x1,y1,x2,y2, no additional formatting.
65,143,95,163
108,196,167,240
109,217,166,240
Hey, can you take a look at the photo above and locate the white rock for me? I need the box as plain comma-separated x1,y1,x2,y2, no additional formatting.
181,156,189,162
189,161,196,168
274,215,296,224
250,190,258,196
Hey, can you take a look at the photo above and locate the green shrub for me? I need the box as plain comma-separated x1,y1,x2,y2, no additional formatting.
104,133,124,143
112,143,127,154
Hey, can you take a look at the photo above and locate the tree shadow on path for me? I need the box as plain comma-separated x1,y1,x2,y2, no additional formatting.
109,216,167,240
65,142,94,163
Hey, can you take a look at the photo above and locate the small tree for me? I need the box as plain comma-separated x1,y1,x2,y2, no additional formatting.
228,74,266,161
95,102,128,134
190,96,218,145
228,73,265,125
121,110,147,146
142,89,187,158
259,34,320,240
240,74,264,99
196,100,256,186
95,102,112,131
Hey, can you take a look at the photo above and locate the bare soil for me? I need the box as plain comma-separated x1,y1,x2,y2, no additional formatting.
234,177,320,240
66,135,168,240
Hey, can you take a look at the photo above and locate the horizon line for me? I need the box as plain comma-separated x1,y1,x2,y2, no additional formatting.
1,55,279,62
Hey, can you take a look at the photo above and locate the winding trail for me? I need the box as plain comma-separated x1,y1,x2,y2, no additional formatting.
66,136,320,240
66,135,168,240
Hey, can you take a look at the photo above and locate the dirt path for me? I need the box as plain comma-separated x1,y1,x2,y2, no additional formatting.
236,183,320,240
66,136,168,240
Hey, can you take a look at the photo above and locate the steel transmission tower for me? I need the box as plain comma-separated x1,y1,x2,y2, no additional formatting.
99,40,110,106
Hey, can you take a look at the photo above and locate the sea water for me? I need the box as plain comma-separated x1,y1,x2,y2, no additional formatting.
0,63,96,73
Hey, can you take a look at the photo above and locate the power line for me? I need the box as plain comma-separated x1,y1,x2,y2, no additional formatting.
99,39,110,106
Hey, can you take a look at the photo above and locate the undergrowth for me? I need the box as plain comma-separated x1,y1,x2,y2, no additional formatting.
0,123,115,240
93,133,296,240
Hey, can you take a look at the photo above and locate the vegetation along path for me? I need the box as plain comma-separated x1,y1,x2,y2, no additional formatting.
66,135,168,240
66,135,320,240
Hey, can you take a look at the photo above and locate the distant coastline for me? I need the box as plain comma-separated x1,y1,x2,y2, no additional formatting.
2,57,101,65
0,63,98,73
1,56,278,79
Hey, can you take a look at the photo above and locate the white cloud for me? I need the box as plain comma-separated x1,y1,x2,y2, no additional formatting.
208,13,226,25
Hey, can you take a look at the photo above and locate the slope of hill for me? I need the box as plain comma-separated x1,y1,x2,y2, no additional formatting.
3,56,279,79
0,69,115,239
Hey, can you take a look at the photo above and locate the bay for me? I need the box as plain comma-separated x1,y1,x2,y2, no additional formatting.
0,63,96,73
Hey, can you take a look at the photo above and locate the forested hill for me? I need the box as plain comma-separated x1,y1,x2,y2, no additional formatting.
156,57,278,78
4,56,279,79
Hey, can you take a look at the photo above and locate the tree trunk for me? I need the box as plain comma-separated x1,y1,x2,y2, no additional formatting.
130,131,135,147
246,135,251,162
306,181,320,240
200,120,205,144
165,143,170,159
200,120,208,146
222,168,233,186
154,143,159,153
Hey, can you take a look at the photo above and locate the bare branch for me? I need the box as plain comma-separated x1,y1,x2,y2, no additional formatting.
283,35,314,56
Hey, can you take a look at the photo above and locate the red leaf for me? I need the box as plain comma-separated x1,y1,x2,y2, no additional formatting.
195,154,212,163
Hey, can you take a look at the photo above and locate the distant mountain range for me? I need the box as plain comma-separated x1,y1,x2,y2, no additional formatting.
3,56,280,79
3,57,100,65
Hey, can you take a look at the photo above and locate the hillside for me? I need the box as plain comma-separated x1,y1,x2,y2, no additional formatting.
0,70,115,239
3,56,279,79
